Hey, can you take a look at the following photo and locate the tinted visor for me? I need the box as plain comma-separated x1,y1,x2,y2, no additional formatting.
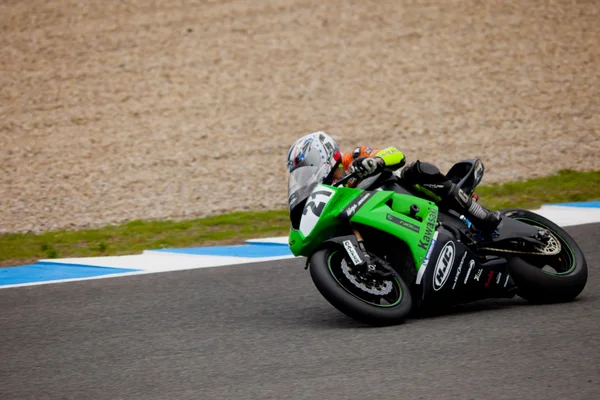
288,165,331,211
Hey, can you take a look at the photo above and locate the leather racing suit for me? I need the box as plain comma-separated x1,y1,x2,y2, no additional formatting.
337,146,502,233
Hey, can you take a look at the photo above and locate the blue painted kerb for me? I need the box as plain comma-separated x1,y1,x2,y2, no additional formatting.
551,201,600,208
0,262,138,286
153,244,293,258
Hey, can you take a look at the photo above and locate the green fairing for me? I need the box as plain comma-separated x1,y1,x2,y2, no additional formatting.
288,184,439,269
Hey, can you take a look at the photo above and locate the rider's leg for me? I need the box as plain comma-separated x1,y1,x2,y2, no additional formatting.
401,161,502,232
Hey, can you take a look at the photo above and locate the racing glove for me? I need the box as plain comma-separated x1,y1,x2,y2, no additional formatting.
350,156,384,178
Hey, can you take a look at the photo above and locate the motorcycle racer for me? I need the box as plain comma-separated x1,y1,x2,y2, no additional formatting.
286,131,502,233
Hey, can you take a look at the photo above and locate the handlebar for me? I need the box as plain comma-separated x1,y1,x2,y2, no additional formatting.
333,172,359,187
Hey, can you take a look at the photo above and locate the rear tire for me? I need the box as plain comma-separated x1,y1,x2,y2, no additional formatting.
500,208,588,303
309,246,413,326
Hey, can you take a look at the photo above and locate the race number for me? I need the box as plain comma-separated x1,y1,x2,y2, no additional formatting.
299,186,335,237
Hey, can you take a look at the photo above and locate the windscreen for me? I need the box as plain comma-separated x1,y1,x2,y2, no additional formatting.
287,165,330,211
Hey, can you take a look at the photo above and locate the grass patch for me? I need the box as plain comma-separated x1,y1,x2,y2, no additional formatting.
475,169,600,210
1,169,598,267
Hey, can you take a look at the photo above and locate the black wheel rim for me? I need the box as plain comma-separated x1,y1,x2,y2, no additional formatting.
513,217,576,275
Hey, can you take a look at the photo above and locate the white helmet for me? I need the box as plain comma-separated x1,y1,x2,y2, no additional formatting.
286,131,341,183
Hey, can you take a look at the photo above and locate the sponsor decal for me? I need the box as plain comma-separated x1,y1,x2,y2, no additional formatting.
339,192,371,219
433,241,456,291
474,269,483,282
496,272,502,285
418,209,439,250
345,204,358,217
423,183,445,190
386,214,420,233
464,259,475,284
452,252,468,290
504,275,510,287
416,231,438,284
376,148,398,158
484,271,494,287
357,193,371,206
343,240,363,266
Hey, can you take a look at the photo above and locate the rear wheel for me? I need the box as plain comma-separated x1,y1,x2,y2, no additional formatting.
500,209,588,303
309,246,412,326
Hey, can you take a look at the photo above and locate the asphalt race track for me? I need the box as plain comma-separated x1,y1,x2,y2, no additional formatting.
1,224,599,400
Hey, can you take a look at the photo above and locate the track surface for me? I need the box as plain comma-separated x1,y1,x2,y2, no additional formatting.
1,224,599,400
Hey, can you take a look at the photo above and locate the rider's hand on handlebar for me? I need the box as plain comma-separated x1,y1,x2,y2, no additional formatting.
350,157,384,178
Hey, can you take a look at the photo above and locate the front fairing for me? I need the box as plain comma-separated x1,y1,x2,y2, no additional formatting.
288,183,440,271
288,183,356,257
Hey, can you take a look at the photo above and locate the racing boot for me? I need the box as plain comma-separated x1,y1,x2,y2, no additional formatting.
401,160,502,233
447,184,502,234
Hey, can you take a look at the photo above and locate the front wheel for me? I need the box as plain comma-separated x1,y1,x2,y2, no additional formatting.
501,208,588,303
309,247,412,326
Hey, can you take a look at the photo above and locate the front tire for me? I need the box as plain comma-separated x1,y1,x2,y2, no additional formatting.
309,247,413,326
501,208,588,303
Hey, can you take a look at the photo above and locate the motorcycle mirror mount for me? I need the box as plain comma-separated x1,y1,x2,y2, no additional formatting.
409,204,421,220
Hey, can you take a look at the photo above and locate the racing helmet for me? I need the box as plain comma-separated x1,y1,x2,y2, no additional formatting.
286,131,342,184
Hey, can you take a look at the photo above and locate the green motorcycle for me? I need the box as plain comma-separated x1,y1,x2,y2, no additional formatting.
287,160,588,326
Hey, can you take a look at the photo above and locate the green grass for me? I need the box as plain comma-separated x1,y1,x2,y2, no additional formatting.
474,169,600,210
1,169,598,267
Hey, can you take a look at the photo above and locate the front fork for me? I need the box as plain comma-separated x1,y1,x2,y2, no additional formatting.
350,225,393,278
306,225,392,278
352,225,375,272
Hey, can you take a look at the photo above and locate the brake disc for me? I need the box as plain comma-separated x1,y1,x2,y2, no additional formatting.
340,258,393,296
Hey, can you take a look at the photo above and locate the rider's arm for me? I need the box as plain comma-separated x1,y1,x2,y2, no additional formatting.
342,146,406,172
373,147,406,171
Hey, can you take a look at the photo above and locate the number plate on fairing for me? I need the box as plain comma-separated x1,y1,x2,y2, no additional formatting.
299,185,335,237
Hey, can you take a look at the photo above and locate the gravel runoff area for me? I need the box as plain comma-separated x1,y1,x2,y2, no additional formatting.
1,0,599,234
